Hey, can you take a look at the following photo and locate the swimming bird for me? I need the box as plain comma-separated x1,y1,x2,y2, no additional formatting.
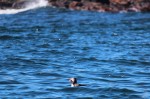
69,78,86,87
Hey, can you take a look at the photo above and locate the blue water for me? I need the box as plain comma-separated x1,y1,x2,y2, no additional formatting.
0,7,150,99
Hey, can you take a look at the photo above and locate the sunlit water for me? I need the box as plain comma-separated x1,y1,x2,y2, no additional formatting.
0,7,150,99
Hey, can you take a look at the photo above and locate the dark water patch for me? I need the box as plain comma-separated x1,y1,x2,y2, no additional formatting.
36,43,51,48
22,91,49,97
62,87,98,93
0,35,21,40
1,58,48,70
77,97,93,99
130,26,149,31
34,72,62,77
112,59,150,66
0,80,22,84
76,57,100,62
0,26,28,33
94,77,118,83
48,49,66,55
4,57,38,65
136,82,150,89
103,87,139,94
18,86,30,90
135,71,150,77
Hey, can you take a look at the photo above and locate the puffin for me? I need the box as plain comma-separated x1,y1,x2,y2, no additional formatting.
69,78,86,87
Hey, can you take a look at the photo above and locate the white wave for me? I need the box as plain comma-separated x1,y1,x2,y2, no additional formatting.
0,0,48,14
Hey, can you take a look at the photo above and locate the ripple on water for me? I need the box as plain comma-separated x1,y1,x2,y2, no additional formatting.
0,35,21,40
0,80,22,84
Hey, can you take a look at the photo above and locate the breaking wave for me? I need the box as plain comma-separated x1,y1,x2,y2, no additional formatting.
0,0,48,14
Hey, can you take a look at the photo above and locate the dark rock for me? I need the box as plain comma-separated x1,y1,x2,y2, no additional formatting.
0,0,150,12
64,1,70,8
12,0,38,9
91,0,110,4
0,1,12,9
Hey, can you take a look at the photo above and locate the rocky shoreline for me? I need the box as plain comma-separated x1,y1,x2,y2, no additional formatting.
48,0,150,12
0,0,150,12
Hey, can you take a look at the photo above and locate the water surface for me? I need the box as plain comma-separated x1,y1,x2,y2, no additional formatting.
0,7,150,98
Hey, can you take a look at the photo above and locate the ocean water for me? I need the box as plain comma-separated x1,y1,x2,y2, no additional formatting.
0,6,150,99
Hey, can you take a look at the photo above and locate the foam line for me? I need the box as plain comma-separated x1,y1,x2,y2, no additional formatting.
0,0,48,14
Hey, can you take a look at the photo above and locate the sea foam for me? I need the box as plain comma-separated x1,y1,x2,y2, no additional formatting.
0,0,48,14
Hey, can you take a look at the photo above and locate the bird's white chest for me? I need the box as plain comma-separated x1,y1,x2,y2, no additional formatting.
71,84,75,87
